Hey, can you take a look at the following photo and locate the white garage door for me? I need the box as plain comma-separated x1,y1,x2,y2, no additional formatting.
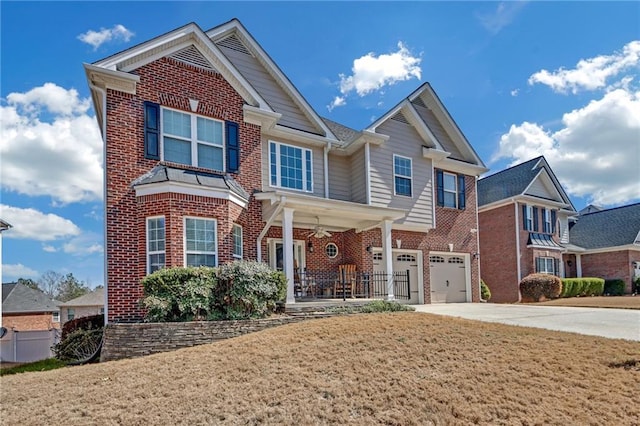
373,251,421,304
429,254,467,303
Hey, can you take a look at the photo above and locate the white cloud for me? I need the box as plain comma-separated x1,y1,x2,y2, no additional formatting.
2,263,40,281
328,42,421,110
42,244,58,253
476,2,528,35
0,205,81,241
510,89,519,97
494,89,640,206
528,40,640,94
62,232,103,256
77,24,134,50
1,83,103,204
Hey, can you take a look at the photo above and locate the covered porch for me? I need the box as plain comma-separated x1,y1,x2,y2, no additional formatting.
254,191,407,305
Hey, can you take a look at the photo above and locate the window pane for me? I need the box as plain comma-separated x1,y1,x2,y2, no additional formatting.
187,254,216,267
233,225,242,258
443,173,456,191
444,192,456,208
197,117,222,146
394,157,411,178
270,143,277,185
198,144,223,170
163,110,190,138
395,176,411,196
164,137,191,165
149,253,165,273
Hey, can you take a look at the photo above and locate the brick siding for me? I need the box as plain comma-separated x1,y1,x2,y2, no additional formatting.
580,250,640,294
2,313,60,331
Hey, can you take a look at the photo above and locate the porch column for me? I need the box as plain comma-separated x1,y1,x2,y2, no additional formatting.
576,254,582,278
382,219,394,300
283,207,296,304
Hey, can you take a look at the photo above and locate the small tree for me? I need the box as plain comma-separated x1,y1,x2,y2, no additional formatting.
56,273,90,302
38,270,64,298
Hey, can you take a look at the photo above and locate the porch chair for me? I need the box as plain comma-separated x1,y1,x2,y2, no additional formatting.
334,264,357,298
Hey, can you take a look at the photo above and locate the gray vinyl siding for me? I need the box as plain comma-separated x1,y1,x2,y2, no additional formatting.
216,43,320,134
350,148,367,204
328,154,350,201
261,137,325,198
412,103,464,160
525,178,556,200
369,119,434,227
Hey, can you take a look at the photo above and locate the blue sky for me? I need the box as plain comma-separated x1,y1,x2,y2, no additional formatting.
1,1,639,287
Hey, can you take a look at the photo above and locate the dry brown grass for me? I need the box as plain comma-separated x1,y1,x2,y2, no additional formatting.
2,313,639,425
533,295,640,310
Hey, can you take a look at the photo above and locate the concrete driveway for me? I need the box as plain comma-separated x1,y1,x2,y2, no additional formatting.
415,303,640,341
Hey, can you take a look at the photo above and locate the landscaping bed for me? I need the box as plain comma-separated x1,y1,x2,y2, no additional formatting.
531,295,640,310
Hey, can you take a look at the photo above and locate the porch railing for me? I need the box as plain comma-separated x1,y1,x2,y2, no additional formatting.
294,269,410,301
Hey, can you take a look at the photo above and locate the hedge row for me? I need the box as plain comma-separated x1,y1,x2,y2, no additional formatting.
604,279,626,296
560,278,604,298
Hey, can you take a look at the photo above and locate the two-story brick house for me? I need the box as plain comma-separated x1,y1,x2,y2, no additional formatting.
85,19,487,322
478,156,576,303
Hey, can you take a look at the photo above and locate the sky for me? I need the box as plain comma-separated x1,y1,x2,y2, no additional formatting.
1,1,639,287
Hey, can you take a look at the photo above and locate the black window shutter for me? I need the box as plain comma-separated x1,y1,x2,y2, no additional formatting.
436,170,444,207
522,205,528,230
532,207,539,231
226,121,239,173
554,258,560,276
551,210,557,234
144,101,160,160
457,174,466,210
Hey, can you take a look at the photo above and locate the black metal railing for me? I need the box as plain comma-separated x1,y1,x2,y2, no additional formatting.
294,269,410,301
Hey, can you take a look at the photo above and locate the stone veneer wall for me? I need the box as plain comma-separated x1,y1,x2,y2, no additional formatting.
101,315,329,362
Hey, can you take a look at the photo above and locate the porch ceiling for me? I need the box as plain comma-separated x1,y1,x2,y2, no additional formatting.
255,191,406,232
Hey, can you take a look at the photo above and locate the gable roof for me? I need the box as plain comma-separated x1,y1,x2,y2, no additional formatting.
478,156,575,210
59,288,104,307
2,283,60,314
569,203,640,250
0,219,11,232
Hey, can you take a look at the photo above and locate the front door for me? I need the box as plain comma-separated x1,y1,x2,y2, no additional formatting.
268,239,306,271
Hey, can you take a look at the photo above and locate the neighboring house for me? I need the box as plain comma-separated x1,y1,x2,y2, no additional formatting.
564,203,640,293
1,283,60,330
85,19,487,323
478,157,576,303
58,288,105,324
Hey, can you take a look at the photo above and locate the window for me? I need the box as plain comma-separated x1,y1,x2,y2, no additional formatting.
524,205,534,231
52,311,60,323
448,257,464,264
373,252,383,261
535,257,556,274
232,224,243,259
162,108,224,170
393,155,412,197
185,218,217,267
429,256,445,263
543,208,552,233
397,254,416,262
269,141,313,192
325,243,338,258
436,170,466,210
100,307,105,315
67,308,75,321
147,217,166,274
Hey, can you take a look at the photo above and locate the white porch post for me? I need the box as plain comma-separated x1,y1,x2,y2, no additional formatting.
576,254,582,278
382,219,394,300
283,207,296,304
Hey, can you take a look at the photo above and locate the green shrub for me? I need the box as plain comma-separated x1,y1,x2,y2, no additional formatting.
140,267,218,322
214,261,287,320
604,279,626,296
480,279,491,301
519,273,562,301
360,300,415,313
560,278,604,298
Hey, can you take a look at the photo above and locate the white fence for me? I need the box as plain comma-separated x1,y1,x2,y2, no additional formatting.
0,329,60,363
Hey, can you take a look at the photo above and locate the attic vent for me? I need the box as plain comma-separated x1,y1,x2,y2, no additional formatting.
216,35,251,55
170,45,216,71
412,96,427,108
391,112,409,124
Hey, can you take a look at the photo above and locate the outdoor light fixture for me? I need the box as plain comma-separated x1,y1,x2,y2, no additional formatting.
567,260,573,267
308,240,314,253
366,245,372,253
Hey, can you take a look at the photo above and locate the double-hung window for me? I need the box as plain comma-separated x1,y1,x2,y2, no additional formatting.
535,257,556,274
525,205,534,231
543,208,552,233
393,155,412,197
162,108,224,171
269,141,313,192
232,224,243,259
436,170,466,209
67,308,75,321
185,218,217,267
147,217,166,274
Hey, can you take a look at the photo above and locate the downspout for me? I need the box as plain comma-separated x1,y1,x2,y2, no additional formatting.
256,196,286,262
474,176,481,302
324,142,331,198
514,200,522,302
90,83,108,325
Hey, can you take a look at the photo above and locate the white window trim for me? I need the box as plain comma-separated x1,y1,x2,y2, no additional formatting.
160,107,225,171
146,216,166,275
52,311,60,323
393,154,413,197
543,208,552,233
443,171,458,208
232,223,243,259
67,308,75,321
183,217,218,267
269,141,314,193
537,257,555,274
525,205,534,231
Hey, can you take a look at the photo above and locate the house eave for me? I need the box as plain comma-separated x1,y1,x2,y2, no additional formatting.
433,157,488,177
134,181,249,208
84,63,140,94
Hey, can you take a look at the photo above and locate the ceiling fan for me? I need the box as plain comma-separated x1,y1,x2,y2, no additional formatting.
308,217,332,239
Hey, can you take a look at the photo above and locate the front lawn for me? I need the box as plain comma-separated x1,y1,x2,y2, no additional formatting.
1,313,638,425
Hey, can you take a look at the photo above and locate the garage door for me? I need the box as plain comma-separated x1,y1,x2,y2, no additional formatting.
429,254,467,303
373,251,421,304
